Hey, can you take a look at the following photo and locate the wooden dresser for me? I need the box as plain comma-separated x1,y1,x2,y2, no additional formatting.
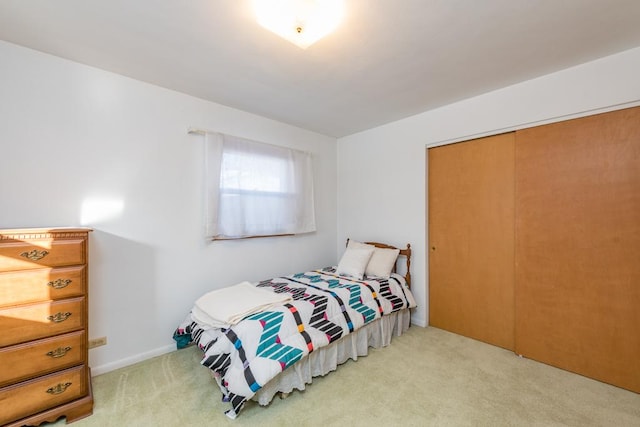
0,228,93,426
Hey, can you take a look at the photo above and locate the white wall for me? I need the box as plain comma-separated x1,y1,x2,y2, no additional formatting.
337,46,640,327
0,41,337,374
4,38,640,374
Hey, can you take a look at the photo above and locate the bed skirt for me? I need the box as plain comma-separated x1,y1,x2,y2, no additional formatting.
247,308,412,406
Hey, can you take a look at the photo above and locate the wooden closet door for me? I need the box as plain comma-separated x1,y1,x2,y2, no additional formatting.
515,106,640,393
428,132,515,350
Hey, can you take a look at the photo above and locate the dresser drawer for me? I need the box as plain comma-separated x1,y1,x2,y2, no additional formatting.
0,239,85,271
0,266,86,308
0,297,85,347
0,365,87,426
0,331,85,387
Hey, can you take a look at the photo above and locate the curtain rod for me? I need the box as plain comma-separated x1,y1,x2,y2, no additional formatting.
187,127,207,135
187,127,312,156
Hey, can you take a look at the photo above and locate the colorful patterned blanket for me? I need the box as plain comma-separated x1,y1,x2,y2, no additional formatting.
173,267,416,418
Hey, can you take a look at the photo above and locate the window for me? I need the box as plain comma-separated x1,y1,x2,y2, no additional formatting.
205,133,316,239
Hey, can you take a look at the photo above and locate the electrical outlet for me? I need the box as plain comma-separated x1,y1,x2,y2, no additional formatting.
88,336,107,349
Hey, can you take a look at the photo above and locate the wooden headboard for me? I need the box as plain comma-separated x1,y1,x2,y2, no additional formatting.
346,239,412,288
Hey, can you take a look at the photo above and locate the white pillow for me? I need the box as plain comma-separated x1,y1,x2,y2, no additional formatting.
347,240,375,251
336,246,375,280
346,240,400,279
365,247,400,278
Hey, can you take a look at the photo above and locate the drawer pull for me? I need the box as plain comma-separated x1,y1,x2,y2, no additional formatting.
47,278,72,289
46,346,72,358
47,312,72,323
20,249,50,261
46,382,72,395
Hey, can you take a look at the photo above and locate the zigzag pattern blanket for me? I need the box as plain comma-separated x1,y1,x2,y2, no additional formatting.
173,266,416,418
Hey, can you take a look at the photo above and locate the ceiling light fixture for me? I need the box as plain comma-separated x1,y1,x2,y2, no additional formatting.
253,0,345,49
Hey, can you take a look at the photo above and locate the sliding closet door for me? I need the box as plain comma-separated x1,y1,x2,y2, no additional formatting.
428,133,515,350
515,107,640,393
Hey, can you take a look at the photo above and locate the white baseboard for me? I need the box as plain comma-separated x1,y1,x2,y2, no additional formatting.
90,343,176,376
411,315,427,327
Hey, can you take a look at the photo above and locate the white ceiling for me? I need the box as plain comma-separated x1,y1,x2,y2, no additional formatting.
1,1,640,138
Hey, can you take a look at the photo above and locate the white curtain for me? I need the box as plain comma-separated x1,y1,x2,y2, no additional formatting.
205,132,316,239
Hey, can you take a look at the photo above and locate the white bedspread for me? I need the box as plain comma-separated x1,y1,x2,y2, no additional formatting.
191,281,293,329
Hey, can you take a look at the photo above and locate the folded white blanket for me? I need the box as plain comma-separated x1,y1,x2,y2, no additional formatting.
191,281,293,329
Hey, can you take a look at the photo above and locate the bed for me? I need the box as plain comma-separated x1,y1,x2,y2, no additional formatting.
173,240,416,419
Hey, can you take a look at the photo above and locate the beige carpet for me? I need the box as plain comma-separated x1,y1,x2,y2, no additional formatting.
45,326,640,426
